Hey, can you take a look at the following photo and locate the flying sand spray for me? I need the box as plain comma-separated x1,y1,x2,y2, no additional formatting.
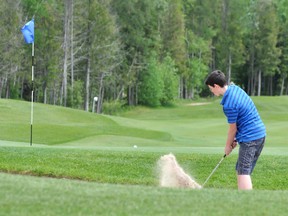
157,153,227,189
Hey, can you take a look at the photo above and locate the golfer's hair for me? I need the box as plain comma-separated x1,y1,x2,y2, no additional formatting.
205,70,227,87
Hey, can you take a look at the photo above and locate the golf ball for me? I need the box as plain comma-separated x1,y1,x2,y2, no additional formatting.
133,145,137,148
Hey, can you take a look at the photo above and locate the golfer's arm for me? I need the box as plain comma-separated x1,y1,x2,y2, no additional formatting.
226,123,237,148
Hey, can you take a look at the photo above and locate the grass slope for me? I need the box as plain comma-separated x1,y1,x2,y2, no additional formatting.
0,99,172,145
113,96,288,147
2,97,287,147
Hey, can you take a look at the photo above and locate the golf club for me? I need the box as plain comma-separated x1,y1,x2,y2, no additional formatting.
202,154,226,187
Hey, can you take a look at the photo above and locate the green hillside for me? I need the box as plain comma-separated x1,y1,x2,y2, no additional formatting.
0,99,171,145
1,97,287,147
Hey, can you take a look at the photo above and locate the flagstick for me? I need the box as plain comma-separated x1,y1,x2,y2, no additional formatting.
30,42,34,146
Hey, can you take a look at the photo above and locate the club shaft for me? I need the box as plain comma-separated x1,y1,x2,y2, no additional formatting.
203,154,226,187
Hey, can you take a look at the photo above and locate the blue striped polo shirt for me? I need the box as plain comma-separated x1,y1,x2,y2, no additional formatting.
220,85,266,143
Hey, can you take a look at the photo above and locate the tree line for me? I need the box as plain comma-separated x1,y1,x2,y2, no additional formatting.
0,0,287,113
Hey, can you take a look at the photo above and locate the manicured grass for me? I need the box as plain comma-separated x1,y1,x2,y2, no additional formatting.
1,97,287,147
0,146,287,190
1,172,287,216
113,96,288,147
0,99,172,144
0,146,288,215
0,97,288,215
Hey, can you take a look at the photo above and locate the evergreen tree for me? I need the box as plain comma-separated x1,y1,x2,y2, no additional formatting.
0,1,24,99
160,0,187,98
244,0,280,95
214,0,247,84
183,0,215,98
159,55,178,105
138,53,163,107
276,0,288,95
110,0,163,106
74,0,121,112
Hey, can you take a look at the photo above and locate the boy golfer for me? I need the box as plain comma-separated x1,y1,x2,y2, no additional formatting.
205,70,266,190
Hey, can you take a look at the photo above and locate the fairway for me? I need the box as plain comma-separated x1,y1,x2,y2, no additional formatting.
0,98,288,215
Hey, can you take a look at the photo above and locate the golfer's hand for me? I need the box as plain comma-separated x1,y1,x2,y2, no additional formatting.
225,140,237,156
231,140,238,149
225,145,233,156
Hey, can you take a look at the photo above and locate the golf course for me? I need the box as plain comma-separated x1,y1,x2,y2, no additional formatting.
0,97,287,215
